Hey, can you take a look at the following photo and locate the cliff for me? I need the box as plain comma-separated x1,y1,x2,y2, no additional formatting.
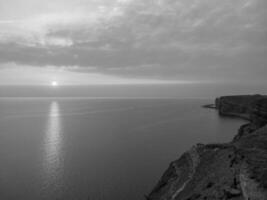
148,95,267,200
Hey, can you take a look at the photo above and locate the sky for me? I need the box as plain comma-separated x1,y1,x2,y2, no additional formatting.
0,0,266,86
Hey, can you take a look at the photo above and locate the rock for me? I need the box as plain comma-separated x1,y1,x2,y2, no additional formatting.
148,95,267,200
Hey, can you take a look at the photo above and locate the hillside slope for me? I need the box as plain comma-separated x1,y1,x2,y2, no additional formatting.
148,95,267,200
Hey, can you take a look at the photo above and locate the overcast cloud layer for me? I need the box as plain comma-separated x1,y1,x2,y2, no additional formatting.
0,0,266,84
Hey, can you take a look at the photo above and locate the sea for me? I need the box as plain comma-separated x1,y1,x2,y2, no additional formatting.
0,97,247,200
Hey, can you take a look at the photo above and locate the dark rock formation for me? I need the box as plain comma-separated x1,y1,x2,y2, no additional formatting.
215,95,264,120
148,95,267,200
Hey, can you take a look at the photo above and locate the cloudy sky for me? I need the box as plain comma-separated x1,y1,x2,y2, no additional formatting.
0,0,266,85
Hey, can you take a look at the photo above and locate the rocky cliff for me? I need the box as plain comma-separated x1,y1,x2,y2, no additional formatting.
148,95,267,200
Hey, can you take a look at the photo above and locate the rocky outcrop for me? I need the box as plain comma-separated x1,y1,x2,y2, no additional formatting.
148,95,267,200
215,95,264,120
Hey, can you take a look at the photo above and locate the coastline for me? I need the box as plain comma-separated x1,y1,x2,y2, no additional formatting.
147,95,267,200
202,104,216,109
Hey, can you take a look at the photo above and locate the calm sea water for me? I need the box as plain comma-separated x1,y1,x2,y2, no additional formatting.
0,98,246,200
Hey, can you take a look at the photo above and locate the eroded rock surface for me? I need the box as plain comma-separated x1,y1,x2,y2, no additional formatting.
148,95,267,200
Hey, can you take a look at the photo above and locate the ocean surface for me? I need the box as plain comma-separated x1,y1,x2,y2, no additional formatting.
0,98,247,200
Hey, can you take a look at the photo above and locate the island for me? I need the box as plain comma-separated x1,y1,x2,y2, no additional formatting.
147,95,267,200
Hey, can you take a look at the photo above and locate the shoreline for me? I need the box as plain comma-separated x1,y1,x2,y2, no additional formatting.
148,95,267,200
202,104,216,109
203,103,250,121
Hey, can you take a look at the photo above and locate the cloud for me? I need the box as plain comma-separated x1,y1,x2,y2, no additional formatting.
0,63,192,85
0,0,266,84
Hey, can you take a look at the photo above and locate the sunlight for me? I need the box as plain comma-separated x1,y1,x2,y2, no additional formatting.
51,81,59,87
44,101,63,191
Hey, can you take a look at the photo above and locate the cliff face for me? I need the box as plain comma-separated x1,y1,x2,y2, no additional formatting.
215,95,264,120
148,95,267,200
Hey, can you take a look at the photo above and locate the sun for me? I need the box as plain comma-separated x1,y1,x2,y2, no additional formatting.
51,81,58,87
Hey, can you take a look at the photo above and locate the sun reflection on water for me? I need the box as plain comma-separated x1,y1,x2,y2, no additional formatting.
43,101,63,198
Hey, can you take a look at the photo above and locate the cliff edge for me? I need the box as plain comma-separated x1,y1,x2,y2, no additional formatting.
148,95,267,200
